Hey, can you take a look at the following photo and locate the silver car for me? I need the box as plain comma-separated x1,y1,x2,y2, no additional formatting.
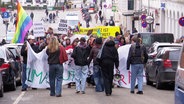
146,47,181,89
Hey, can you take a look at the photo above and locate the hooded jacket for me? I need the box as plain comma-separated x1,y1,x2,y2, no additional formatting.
100,40,119,69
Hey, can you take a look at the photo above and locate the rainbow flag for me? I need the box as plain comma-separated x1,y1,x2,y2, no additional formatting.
97,29,101,37
12,1,33,43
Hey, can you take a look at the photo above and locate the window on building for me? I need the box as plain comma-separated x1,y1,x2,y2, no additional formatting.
43,0,47,3
26,0,32,3
128,0,134,10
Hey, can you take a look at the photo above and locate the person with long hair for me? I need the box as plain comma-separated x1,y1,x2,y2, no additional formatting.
127,36,148,95
46,36,63,97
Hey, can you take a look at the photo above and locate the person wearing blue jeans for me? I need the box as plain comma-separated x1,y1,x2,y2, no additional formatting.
21,35,40,91
46,36,64,97
93,65,104,92
130,64,144,93
22,63,28,91
127,35,148,94
88,37,104,92
49,64,63,96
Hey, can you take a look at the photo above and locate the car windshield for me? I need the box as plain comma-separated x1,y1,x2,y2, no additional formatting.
142,35,152,47
168,50,180,60
152,34,173,43
0,48,5,59
8,48,16,57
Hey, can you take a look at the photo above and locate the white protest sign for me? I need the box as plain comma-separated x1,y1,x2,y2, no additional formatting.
33,22,45,37
58,19,68,34
113,44,146,88
26,42,146,89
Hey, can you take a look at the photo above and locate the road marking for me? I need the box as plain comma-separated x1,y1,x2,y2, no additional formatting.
13,92,26,104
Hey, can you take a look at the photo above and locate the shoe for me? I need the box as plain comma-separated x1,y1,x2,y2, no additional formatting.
21,88,27,91
56,94,62,97
68,85,71,88
32,88,37,90
50,94,55,96
46,88,50,90
81,91,85,94
130,91,134,94
106,94,111,96
136,91,143,94
76,91,80,94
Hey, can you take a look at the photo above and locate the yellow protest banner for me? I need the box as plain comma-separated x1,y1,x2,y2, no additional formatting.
78,26,120,38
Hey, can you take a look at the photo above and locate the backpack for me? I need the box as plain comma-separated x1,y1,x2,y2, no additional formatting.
59,45,68,64
131,44,145,63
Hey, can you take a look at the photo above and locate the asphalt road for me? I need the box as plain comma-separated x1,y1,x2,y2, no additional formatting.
0,84,174,104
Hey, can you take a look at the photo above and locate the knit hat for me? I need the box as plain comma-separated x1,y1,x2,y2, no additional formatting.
95,37,102,44
80,37,86,42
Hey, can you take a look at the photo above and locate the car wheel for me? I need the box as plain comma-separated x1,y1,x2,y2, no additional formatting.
11,76,16,91
156,74,162,89
17,72,22,86
0,76,3,97
146,73,153,85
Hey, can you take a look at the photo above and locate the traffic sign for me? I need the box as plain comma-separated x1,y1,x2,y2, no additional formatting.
2,12,9,18
179,17,184,27
141,14,146,21
146,16,154,24
142,21,147,28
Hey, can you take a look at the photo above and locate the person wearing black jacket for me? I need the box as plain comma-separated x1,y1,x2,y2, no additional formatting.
21,35,39,91
127,36,148,94
71,37,91,94
98,37,119,96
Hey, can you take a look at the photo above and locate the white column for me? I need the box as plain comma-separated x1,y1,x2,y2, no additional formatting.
165,9,168,33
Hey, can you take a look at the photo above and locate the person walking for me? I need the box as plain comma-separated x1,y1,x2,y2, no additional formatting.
21,35,39,91
46,36,64,97
127,36,148,94
49,13,53,23
45,9,48,16
100,16,103,24
88,37,104,92
94,13,98,23
30,12,34,21
52,13,56,23
71,37,91,94
97,37,119,96
109,16,115,26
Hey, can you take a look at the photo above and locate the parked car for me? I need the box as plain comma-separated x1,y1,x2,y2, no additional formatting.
134,33,174,50
0,63,3,97
147,42,182,58
175,43,184,104
0,45,22,91
146,47,181,89
4,44,23,62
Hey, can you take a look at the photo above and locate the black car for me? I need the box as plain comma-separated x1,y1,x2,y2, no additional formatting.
134,33,174,50
0,63,3,97
0,45,22,91
146,47,181,89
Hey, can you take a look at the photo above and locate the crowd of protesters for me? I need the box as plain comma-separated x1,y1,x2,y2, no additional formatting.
19,26,148,97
